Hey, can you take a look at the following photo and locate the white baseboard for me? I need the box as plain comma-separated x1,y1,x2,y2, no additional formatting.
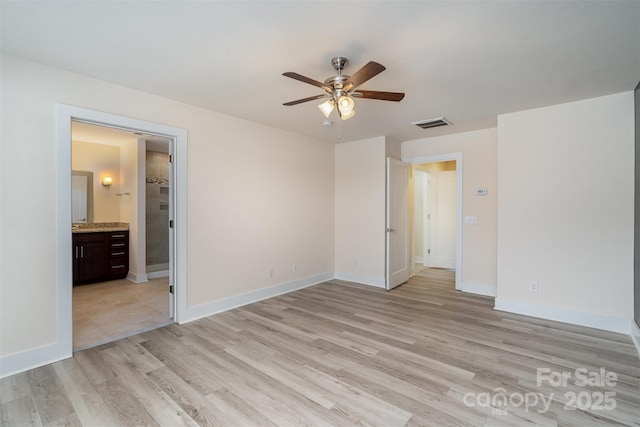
0,272,332,378
334,272,386,288
180,272,335,324
147,269,169,279
631,320,640,356
458,281,497,297
494,297,632,334
0,342,71,379
127,272,149,283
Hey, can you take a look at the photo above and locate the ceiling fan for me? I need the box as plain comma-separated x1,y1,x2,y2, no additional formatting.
282,57,405,121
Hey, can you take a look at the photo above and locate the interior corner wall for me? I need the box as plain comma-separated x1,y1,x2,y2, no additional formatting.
335,136,387,287
402,128,498,293
497,92,635,331
0,54,335,362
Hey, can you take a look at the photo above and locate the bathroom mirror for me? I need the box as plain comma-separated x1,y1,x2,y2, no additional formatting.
72,170,94,223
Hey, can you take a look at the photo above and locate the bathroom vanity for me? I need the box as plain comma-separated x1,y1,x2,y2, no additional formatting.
72,223,129,286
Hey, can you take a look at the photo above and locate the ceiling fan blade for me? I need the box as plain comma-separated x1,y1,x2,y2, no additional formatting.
344,61,386,90
283,94,328,106
283,72,330,90
353,90,405,102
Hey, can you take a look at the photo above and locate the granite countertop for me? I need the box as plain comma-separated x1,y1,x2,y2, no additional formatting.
72,222,129,233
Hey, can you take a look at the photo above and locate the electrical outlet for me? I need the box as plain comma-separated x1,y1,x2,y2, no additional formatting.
529,281,538,293
267,268,274,279
292,264,298,272
353,259,358,267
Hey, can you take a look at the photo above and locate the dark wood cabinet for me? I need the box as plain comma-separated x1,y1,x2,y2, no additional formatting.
107,231,129,280
73,230,129,286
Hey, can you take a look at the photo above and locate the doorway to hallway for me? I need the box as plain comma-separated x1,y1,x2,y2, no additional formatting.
404,153,463,292
413,161,457,273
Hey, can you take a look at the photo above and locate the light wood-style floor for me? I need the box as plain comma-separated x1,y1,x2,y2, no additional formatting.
2,269,639,426
73,277,172,350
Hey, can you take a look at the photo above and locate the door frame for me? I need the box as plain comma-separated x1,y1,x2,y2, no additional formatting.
55,104,188,356
402,153,462,291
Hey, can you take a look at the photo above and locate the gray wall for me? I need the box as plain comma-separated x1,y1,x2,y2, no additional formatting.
146,151,169,270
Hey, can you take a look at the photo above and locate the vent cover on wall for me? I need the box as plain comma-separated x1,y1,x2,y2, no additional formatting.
412,117,451,129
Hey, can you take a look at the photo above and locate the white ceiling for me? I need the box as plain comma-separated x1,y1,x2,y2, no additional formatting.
2,1,639,144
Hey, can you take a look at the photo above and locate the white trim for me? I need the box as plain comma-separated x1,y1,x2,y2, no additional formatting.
414,256,424,264
180,272,334,324
148,269,169,279
126,272,149,283
54,106,75,367
631,321,640,356
459,281,497,297
334,272,386,288
494,297,632,334
56,104,188,364
0,342,70,378
401,153,463,292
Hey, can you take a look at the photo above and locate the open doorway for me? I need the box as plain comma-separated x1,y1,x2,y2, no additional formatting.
56,104,187,359
404,153,463,291
412,161,457,275
70,121,175,350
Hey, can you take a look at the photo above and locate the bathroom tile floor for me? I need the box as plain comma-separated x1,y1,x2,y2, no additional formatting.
73,277,173,350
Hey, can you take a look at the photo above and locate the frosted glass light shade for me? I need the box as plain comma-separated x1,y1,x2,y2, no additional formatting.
340,109,355,120
318,99,335,118
337,96,355,115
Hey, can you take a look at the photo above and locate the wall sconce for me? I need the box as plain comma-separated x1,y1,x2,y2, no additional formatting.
102,177,113,189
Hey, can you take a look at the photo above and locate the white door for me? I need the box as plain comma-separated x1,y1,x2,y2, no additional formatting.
430,170,456,269
386,158,409,290
168,141,176,319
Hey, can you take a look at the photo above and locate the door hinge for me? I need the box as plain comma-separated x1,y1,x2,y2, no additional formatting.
169,154,173,163
428,249,431,254
169,285,174,294
169,219,174,228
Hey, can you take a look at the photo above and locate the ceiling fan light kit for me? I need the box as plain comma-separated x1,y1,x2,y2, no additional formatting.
283,56,404,122
318,99,335,118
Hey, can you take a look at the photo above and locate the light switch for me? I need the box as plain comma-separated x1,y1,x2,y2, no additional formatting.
464,216,478,225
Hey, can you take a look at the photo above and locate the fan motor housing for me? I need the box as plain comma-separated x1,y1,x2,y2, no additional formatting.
324,75,349,89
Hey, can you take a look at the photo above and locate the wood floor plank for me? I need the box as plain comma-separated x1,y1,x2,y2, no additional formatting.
27,365,78,426
146,366,232,427
52,358,121,427
2,268,638,426
0,396,43,427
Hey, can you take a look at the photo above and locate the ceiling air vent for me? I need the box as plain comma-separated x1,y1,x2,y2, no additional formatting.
412,117,451,129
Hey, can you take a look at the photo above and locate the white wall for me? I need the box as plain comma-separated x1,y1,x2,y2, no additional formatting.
71,140,121,222
118,139,143,280
0,54,335,360
403,128,498,294
335,137,387,287
496,92,635,332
